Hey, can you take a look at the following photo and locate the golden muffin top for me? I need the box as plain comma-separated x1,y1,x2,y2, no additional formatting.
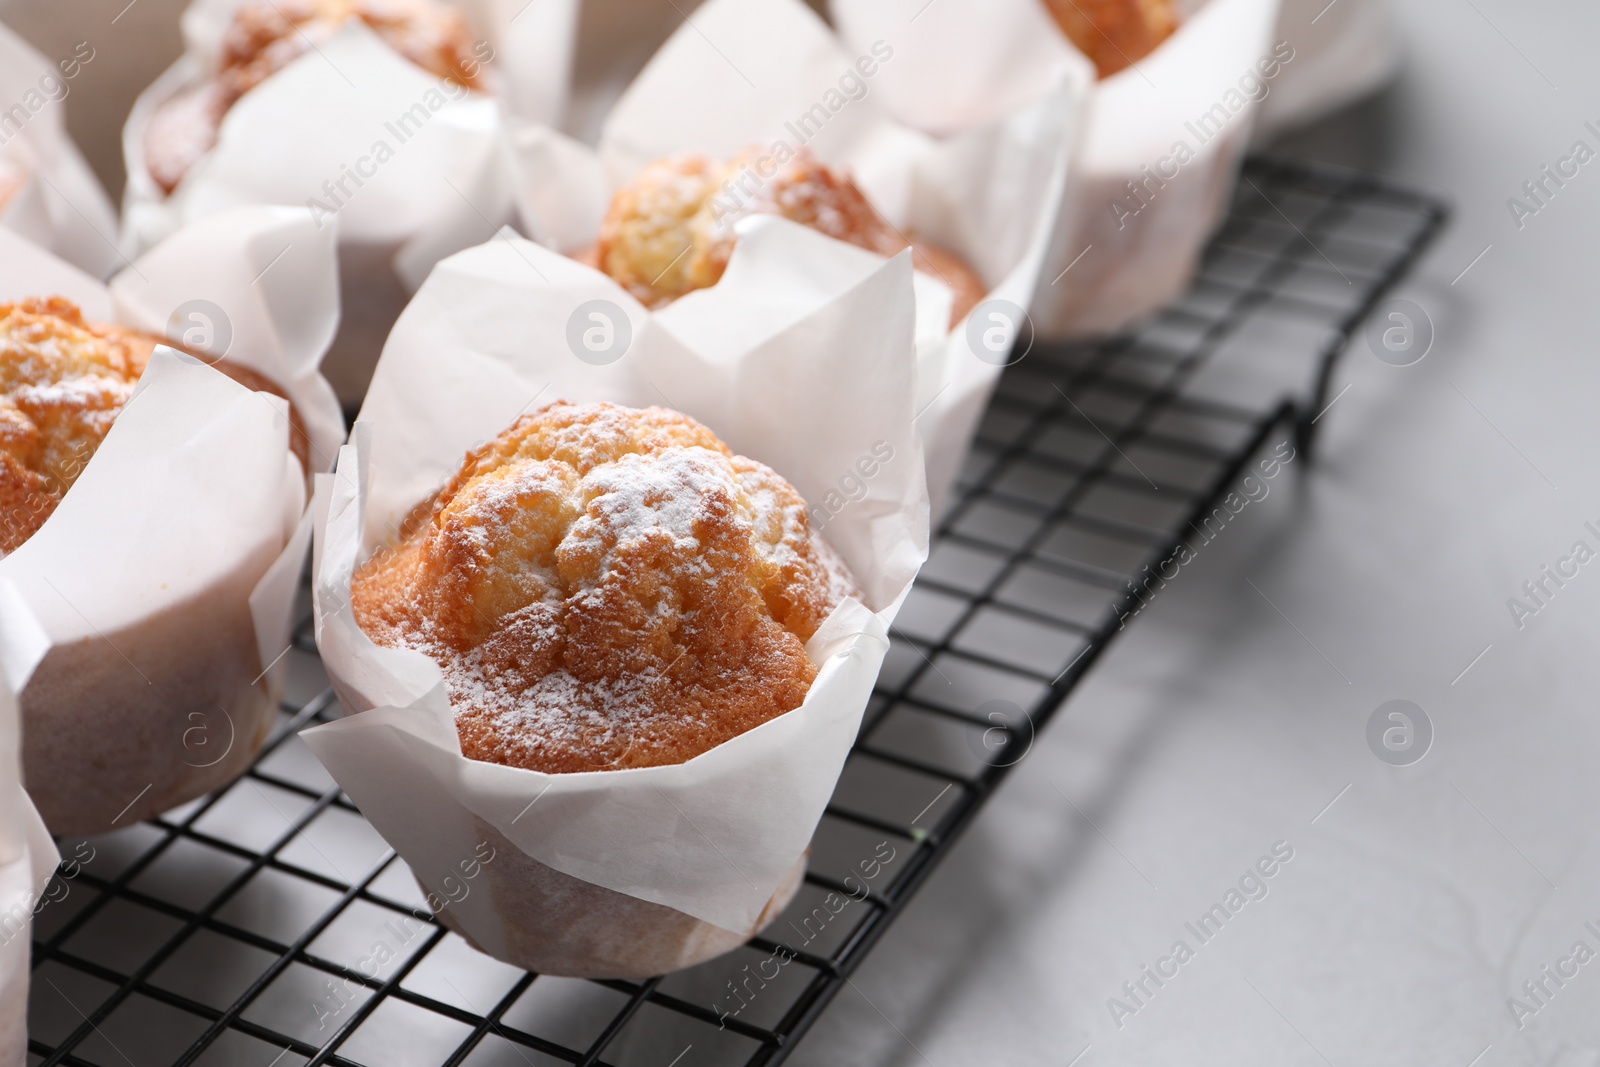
593,146,987,322
216,0,484,100
1041,0,1178,78
352,401,859,773
0,297,306,555
595,147,905,308
146,0,484,193
588,147,985,326
0,298,155,554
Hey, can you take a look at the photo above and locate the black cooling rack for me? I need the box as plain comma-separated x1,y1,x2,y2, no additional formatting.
26,157,1446,1067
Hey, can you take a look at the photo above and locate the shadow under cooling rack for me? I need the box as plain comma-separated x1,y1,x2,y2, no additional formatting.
27,157,1447,1067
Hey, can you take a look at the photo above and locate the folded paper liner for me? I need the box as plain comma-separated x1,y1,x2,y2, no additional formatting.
0,584,57,1067
305,217,929,937
831,0,1283,339
0,207,343,830
121,0,581,402
0,21,121,279
509,0,1091,518
1254,0,1398,140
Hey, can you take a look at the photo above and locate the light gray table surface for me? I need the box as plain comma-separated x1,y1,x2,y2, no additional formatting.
784,2,1600,1064
6,0,1599,1064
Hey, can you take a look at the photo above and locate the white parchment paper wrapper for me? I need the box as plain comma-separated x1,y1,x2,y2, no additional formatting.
304,218,928,955
509,0,1090,519
0,207,342,833
0,21,121,280
121,0,580,402
832,0,1282,339
0,584,57,1067
1255,0,1398,140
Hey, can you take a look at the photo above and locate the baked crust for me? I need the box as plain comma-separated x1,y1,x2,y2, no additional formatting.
145,0,484,194
352,401,859,774
594,147,986,323
0,297,306,555
0,298,151,554
1041,0,1178,78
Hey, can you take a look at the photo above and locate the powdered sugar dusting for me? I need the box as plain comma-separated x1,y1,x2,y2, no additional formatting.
353,402,862,773
0,299,151,553
573,448,722,561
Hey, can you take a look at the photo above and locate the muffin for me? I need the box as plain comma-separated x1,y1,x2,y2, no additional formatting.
2,297,307,833
338,401,859,975
0,297,306,554
353,400,858,774
144,0,485,194
1041,0,1178,77
592,147,987,324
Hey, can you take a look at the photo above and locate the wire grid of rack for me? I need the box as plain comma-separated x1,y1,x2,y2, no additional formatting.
26,158,1445,1067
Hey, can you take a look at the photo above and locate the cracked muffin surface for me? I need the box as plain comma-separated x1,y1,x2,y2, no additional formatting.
594,147,986,323
144,0,485,193
1041,0,1178,78
352,401,860,773
0,297,306,555
0,298,153,554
